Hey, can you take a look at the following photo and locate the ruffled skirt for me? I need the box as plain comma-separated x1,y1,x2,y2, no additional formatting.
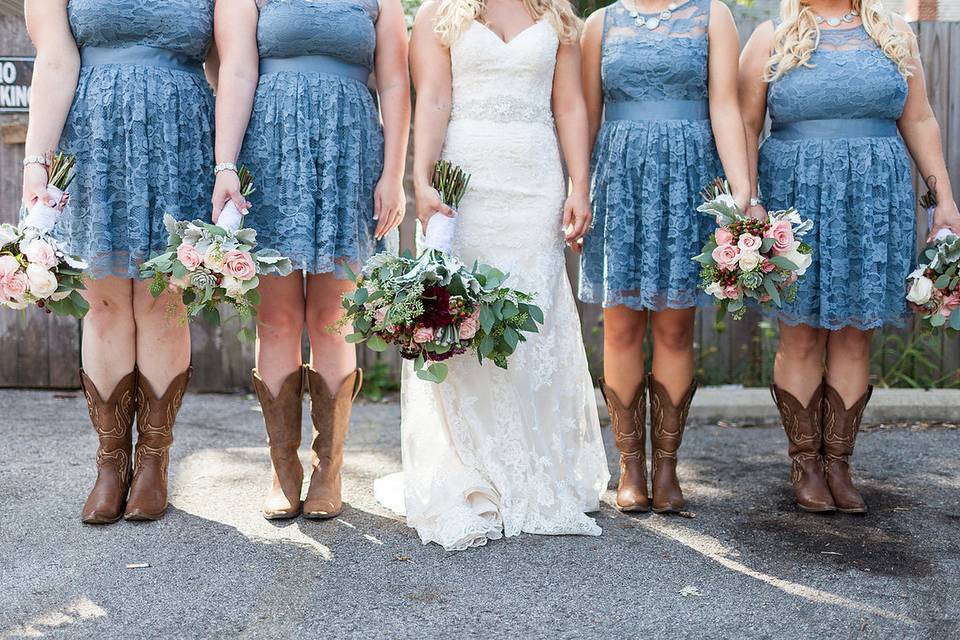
759,136,915,330
579,119,721,311
57,66,214,279
241,72,384,275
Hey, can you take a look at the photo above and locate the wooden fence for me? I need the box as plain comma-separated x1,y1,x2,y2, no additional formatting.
0,18,958,391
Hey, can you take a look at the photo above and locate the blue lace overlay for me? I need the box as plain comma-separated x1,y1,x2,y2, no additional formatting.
760,26,915,330
51,0,215,279
579,0,720,311
242,0,384,275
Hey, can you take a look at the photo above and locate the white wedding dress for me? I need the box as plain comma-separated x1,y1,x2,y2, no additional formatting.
374,19,610,551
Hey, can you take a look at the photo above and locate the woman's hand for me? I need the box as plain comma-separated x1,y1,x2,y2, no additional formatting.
211,170,247,224
563,190,592,247
373,176,406,240
414,185,454,234
22,162,54,209
929,199,960,242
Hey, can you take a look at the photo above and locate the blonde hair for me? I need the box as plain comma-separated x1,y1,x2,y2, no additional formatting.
764,0,914,81
433,0,582,47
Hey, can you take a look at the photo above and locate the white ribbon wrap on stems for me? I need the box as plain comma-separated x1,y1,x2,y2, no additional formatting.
217,201,245,233
21,186,65,233
422,212,457,254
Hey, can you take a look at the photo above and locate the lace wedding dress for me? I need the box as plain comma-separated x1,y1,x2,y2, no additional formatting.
374,19,610,551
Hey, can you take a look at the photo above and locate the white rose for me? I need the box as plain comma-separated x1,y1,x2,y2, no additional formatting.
786,251,812,276
704,281,724,299
0,224,19,247
221,275,244,299
26,263,58,299
22,238,58,268
906,275,935,306
204,245,226,272
738,251,761,272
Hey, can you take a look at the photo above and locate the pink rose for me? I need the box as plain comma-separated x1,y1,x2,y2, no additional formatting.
738,233,762,253
760,259,776,273
22,239,58,268
459,310,480,340
765,221,794,254
177,244,202,271
223,250,257,281
940,293,960,318
714,227,735,246
2,270,28,301
712,244,741,270
723,285,741,300
0,255,19,280
413,326,434,344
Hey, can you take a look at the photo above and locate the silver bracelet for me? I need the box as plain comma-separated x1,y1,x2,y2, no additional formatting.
749,197,762,207
23,155,49,168
214,162,238,175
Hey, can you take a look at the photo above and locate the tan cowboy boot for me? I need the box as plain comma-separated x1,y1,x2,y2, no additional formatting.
124,368,191,521
771,383,835,513
600,378,649,512
80,369,138,524
303,367,362,519
822,384,872,514
252,368,305,520
648,374,696,514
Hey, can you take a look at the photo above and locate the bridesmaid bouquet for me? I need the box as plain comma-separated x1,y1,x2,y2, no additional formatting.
694,178,813,320
140,168,292,340
906,181,960,331
1,152,89,317
339,161,543,383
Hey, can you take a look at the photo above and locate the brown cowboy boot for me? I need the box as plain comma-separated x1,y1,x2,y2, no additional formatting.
822,384,872,514
80,369,138,524
124,368,191,521
252,368,305,520
648,374,696,514
771,383,835,513
599,378,649,512
303,367,362,519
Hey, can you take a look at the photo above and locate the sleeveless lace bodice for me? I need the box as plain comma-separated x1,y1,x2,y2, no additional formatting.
601,0,710,103
256,0,379,70
449,20,557,125
68,0,213,61
767,26,907,123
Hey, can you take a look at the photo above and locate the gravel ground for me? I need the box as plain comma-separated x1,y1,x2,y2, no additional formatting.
1,389,957,640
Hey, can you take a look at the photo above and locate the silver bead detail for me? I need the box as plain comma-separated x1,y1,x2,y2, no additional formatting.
646,17,660,29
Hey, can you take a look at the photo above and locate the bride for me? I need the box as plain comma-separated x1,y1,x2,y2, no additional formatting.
374,0,610,551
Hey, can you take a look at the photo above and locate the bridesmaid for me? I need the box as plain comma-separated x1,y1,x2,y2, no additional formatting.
22,0,214,523
579,0,751,513
740,0,960,513
213,0,409,519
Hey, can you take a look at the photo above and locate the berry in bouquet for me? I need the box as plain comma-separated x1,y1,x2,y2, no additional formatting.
906,180,960,332
139,167,292,340
1,152,89,317
339,161,544,383
694,178,813,320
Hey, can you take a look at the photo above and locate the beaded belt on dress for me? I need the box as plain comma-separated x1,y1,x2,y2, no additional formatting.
769,118,899,140
449,96,553,125
80,45,204,75
605,99,709,121
259,55,370,83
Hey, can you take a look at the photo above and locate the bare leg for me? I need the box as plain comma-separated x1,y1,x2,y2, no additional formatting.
650,307,697,403
824,327,873,407
132,280,191,393
255,272,306,397
305,271,357,391
774,322,828,404
602,305,648,403
80,276,136,396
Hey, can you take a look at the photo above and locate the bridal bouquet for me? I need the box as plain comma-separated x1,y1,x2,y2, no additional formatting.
1,152,89,317
140,167,292,339
906,182,960,331
339,161,543,383
694,178,813,320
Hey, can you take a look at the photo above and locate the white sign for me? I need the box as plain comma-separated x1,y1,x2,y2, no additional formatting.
0,57,33,113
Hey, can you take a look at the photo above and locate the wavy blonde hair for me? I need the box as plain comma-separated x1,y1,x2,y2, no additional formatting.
764,0,914,81
432,0,582,47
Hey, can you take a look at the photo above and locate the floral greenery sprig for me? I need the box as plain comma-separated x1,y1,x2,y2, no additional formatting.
140,215,292,341
432,159,471,209
694,177,814,320
906,231,960,332
339,249,543,384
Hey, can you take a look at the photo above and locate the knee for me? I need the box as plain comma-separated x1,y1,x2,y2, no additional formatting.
257,301,304,342
604,316,645,352
652,321,695,353
831,328,873,360
84,292,133,334
779,328,826,362
305,299,347,342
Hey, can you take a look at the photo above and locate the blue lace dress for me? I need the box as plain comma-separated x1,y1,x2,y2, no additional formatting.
579,0,721,311
57,0,214,279
241,0,384,275
759,25,914,330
